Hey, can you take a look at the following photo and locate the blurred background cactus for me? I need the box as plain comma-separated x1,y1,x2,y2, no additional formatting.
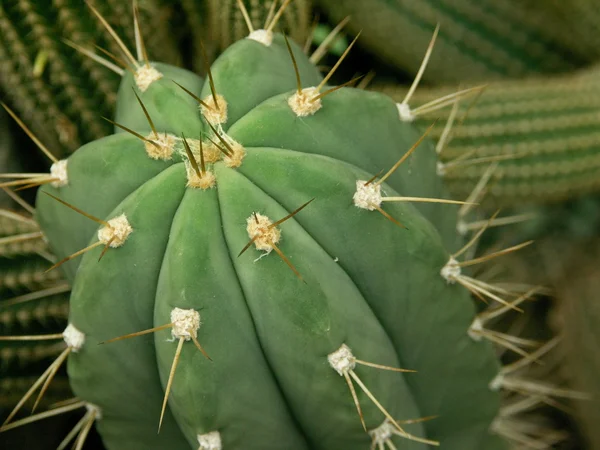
1,0,600,449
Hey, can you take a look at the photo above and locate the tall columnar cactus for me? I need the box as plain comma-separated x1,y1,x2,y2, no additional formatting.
0,4,578,450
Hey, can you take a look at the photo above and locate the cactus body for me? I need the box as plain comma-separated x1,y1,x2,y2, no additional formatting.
33,32,506,449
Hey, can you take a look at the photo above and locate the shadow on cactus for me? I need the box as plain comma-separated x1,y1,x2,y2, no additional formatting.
0,2,584,449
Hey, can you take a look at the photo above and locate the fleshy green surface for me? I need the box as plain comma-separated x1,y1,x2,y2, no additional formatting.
35,133,176,282
67,165,189,449
36,32,505,449
115,62,205,136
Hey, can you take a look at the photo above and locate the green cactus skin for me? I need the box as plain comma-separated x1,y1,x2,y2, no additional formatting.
29,28,511,449
316,0,599,84
373,64,600,206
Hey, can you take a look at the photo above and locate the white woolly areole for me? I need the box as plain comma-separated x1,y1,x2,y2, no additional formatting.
198,140,223,163
197,431,222,450
436,161,446,177
468,317,484,342
223,141,246,168
50,159,68,187
353,180,383,210
63,323,85,351
246,213,281,253
369,419,394,443
97,214,133,248
134,65,163,92
397,102,415,122
201,95,228,125
186,165,216,190
288,87,322,117
441,256,461,283
489,373,504,391
247,29,273,46
145,132,176,160
328,344,356,376
170,307,201,341
86,403,103,420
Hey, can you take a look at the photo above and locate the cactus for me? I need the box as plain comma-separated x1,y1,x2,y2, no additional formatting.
316,0,600,83
310,2,600,206
373,63,600,206
0,3,579,450
38,30,506,450
0,199,72,421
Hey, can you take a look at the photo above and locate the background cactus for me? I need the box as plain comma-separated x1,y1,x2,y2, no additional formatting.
1,107,71,425
316,0,600,82
314,0,600,209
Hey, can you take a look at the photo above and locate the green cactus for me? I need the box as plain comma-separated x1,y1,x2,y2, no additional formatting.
310,1,600,207
0,10,512,450
0,3,579,450
34,29,509,448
